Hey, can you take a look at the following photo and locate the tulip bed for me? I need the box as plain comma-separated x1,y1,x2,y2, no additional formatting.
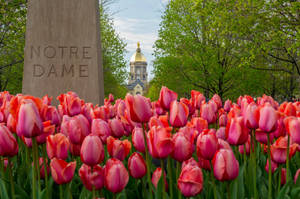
0,87,300,199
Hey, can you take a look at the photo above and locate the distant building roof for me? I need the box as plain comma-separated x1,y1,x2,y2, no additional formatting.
127,79,145,90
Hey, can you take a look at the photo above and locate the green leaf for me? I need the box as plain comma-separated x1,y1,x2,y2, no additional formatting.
0,177,9,199
155,174,164,199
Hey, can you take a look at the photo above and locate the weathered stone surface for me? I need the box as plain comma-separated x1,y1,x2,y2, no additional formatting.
22,0,104,105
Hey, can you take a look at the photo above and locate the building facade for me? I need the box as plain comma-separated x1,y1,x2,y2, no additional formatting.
127,42,148,95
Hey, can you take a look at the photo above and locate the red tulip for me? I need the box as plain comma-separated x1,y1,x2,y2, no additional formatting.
108,118,124,138
79,164,104,191
57,92,82,116
281,168,287,185
224,100,232,112
172,132,193,162
91,119,111,144
36,121,55,144
81,103,95,124
255,129,275,144
200,102,216,124
107,136,131,161
81,135,104,166
169,101,189,127
212,94,222,109
61,114,90,144
265,159,278,173
16,100,43,138
46,133,70,160
152,167,168,190
125,94,152,123
219,113,227,127
244,102,259,129
294,169,300,184
218,139,232,150
279,102,296,117
39,158,50,179
198,156,211,171
216,127,226,140
104,158,129,193
70,143,81,156
258,103,278,132
270,136,298,164
42,106,61,126
178,126,198,144
212,149,239,181
128,152,147,179
147,126,174,159
132,127,145,153
159,86,178,110
7,114,16,133
189,117,208,135
178,158,203,197
226,116,249,145
180,98,195,116
196,129,218,160
284,117,300,145
0,124,18,156
191,90,205,109
50,158,76,184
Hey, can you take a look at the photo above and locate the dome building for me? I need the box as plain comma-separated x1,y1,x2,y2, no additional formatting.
127,42,148,95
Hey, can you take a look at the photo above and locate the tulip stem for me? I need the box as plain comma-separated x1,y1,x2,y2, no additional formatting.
252,130,257,199
59,184,63,199
286,134,290,183
68,183,73,199
227,181,230,199
176,161,182,199
278,165,282,195
167,156,174,199
42,145,49,199
267,133,272,199
8,158,15,199
33,138,41,194
32,140,37,199
210,161,217,199
142,123,153,199
160,159,166,199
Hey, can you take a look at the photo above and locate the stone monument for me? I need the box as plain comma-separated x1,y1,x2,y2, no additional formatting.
22,0,104,105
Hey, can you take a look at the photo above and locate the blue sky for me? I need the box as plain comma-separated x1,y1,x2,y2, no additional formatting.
109,0,169,80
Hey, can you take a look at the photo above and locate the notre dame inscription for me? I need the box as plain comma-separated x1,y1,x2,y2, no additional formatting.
22,0,104,105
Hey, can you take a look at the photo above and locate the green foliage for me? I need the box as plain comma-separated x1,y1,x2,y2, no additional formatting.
151,0,299,101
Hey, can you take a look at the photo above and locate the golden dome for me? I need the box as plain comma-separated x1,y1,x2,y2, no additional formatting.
130,42,147,62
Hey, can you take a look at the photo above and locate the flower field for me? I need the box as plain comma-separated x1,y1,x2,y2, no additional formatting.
0,86,300,199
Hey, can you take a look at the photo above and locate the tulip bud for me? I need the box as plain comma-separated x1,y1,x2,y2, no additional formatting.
147,126,174,159
50,158,76,184
178,158,203,197
284,117,300,145
46,133,70,160
132,127,145,153
196,130,218,160
169,101,189,127
107,136,131,161
212,149,239,181
171,132,193,162
125,94,152,123
224,100,232,112
159,86,178,110
200,102,216,124
244,102,259,129
16,100,43,138
109,118,124,138
152,167,168,190
104,158,129,193
80,135,104,166
258,103,277,132
79,164,104,191
91,119,111,144
128,152,147,179
226,116,249,145
294,169,300,184
0,124,18,156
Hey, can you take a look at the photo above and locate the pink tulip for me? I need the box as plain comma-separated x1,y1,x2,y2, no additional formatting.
172,132,193,162
46,133,70,160
169,101,189,127
79,164,104,191
238,135,251,155
50,158,76,184
80,135,104,166
212,149,239,181
159,86,178,110
180,98,195,116
212,94,222,109
196,129,218,160
147,126,174,159
16,100,43,138
125,94,152,123
152,167,168,190
218,139,232,150
128,152,147,179
244,102,259,129
219,113,227,127
189,117,208,135
258,103,278,132
36,121,55,144
198,156,211,171
57,92,82,116
91,119,111,144
270,136,298,164
7,114,16,133
0,124,18,156
224,100,232,112
200,102,216,124
255,129,275,144
284,117,300,145
104,158,129,193
107,136,131,161
81,103,95,124
132,127,145,153
281,168,287,185
265,159,278,173
178,158,203,197
109,118,124,138
70,143,81,156
216,127,226,140
294,169,300,184
38,158,50,179
42,106,61,126
226,116,249,145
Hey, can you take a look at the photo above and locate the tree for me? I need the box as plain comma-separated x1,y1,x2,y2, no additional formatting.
151,0,272,101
